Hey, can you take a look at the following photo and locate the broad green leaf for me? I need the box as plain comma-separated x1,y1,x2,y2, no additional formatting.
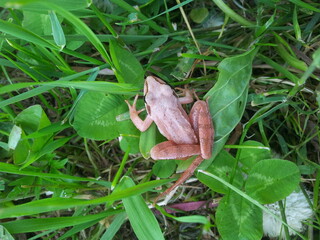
117,176,164,240
190,8,209,23
65,32,85,51
198,170,304,238
109,39,144,87
176,156,194,173
15,105,51,135
0,225,14,240
152,160,176,178
22,11,50,36
245,159,300,204
20,137,71,169
73,92,138,140
116,92,141,153
238,140,271,172
139,122,157,158
8,125,22,150
216,191,263,240
198,150,243,194
14,105,52,164
119,135,140,154
2,210,121,234
202,48,257,169
49,10,66,49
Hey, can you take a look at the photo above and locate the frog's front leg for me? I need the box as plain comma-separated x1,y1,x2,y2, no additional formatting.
125,95,153,132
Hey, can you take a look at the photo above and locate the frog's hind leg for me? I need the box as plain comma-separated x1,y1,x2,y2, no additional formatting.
150,141,203,204
150,141,200,160
189,100,214,159
153,155,204,204
153,101,214,204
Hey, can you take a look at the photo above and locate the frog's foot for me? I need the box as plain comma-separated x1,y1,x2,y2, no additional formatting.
125,95,145,114
175,87,194,97
175,87,194,104
177,87,199,101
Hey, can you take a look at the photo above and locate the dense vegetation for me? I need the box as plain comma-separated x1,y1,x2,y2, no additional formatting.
0,0,319,239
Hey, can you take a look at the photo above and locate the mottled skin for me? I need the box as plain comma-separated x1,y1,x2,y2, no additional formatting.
126,76,214,203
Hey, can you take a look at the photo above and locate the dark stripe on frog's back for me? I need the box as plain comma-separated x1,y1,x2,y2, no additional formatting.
151,105,198,145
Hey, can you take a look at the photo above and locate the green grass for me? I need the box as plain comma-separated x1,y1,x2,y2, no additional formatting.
0,0,319,239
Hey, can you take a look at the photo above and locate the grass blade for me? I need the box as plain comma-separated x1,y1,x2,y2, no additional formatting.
198,170,305,239
0,178,172,219
118,176,164,240
212,0,255,27
289,0,320,13
0,19,59,49
2,210,122,234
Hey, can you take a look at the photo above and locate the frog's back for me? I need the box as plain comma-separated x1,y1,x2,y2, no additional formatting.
151,104,198,145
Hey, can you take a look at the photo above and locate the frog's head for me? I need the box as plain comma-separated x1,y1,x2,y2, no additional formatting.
144,76,173,103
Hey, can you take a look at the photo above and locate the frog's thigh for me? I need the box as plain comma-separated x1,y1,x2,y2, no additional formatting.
189,101,214,159
150,141,201,160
